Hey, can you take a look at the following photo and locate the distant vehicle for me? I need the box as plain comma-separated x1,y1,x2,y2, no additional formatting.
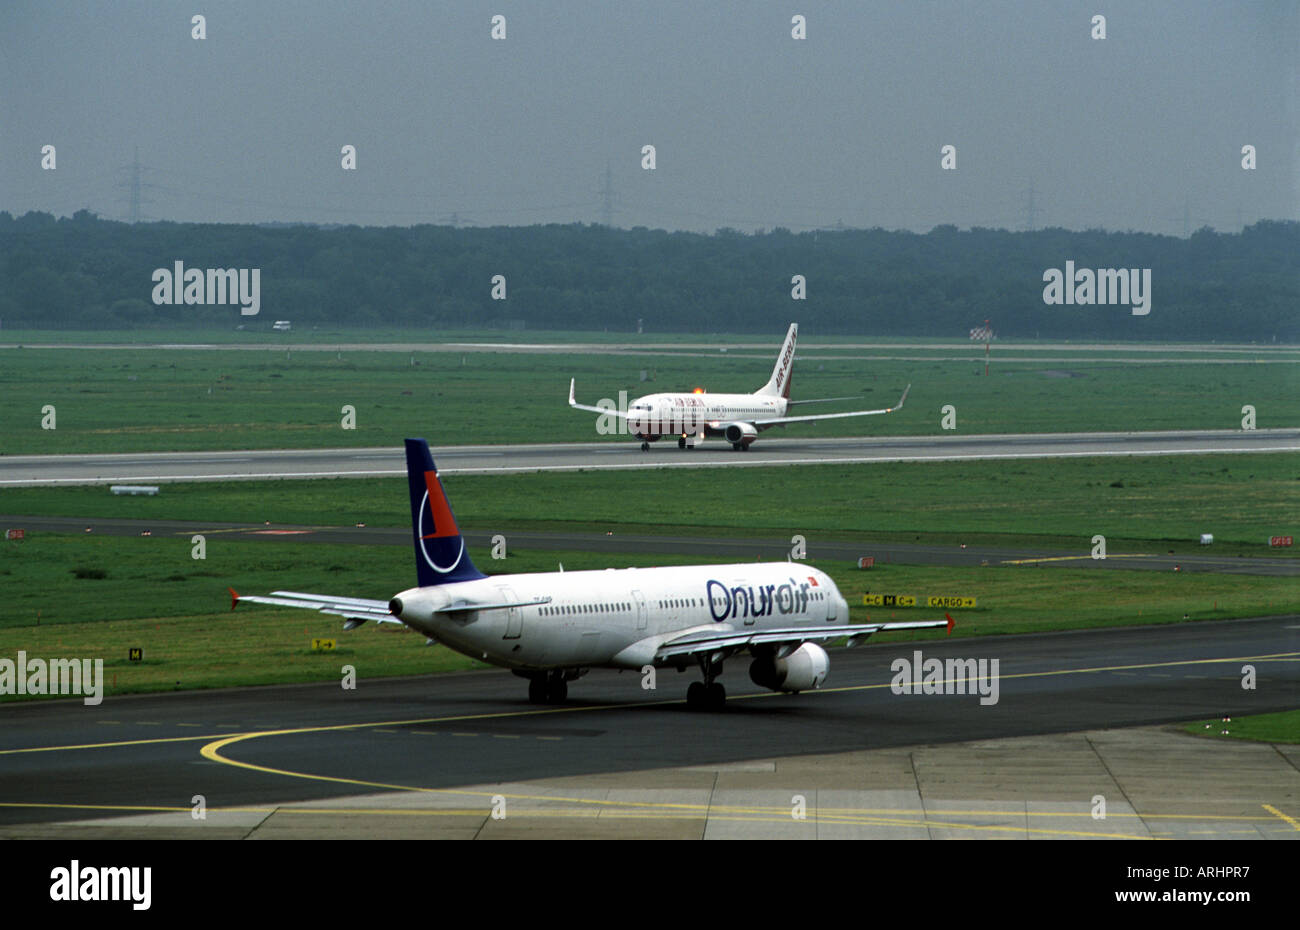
272,320,291,331
232,439,950,709
569,323,909,450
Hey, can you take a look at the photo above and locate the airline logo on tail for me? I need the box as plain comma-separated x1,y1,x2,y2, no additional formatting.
417,472,465,574
405,439,486,586
762,322,797,398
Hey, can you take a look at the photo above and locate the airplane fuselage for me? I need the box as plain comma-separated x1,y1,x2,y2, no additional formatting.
391,562,848,672
628,392,789,440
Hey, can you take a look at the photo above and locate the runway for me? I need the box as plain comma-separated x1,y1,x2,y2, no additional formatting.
2,428,1297,486
6,339,1298,366
3,513,1294,576
1,615,1296,837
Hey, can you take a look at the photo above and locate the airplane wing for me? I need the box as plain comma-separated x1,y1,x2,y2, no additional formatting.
786,395,865,407
654,612,951,662
753,383,909,428
568,378,629,417
230,588,553,627
230,588,399,629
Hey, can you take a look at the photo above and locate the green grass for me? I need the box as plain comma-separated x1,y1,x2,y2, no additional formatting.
3,454,1296,557
1183,709,1300,744
0,339,1295,453
1,532,1297,699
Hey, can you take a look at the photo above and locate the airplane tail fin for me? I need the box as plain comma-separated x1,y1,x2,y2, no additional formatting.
758,323,798,398
404,438,486,587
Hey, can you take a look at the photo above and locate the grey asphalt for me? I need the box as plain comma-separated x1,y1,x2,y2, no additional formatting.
1,429,1296,485
0,615,1295,830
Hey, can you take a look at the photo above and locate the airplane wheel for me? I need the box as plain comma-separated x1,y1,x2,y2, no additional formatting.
548,678,568,704
732,442,743,451
678,437,686,449
528,678,547,704
641,442,650,452
686,681,705,710
707,682,727,710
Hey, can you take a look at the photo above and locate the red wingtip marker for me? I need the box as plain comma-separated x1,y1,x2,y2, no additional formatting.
228,587,239,611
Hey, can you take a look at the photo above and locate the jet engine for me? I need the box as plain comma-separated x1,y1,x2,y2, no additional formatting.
723,422,758,447
748,642,829,693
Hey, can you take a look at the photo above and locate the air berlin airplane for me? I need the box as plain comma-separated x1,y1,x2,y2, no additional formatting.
232,439,951,710
569,323,909,450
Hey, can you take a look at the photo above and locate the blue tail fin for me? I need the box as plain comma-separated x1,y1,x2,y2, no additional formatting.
404,438,486,586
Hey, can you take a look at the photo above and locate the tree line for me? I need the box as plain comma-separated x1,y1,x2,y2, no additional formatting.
0,209,1294,341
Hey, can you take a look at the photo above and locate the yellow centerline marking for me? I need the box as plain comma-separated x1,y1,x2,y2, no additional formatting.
2,796,1291,841
1001,554,1160,565
6,651,1295,760
0,800,1153,837
0,733,240,755
1263,804,1300,832
0,796,1282,824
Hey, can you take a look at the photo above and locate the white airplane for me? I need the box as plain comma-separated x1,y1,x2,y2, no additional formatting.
569,322,910,450
232,439,952,710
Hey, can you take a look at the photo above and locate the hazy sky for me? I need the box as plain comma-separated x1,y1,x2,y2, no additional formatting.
2,1,1295,234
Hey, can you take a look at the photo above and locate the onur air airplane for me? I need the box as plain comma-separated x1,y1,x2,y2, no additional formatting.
569,322,910,451
232,439,951,710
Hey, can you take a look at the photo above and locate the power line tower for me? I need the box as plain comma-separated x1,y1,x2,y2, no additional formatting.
598,162,614,226
116,148,152,223
1024,179,1037,231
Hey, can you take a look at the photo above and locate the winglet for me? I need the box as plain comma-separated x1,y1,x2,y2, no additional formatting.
894,383,911,411
568,378,576,406
229,587,240,611
945,612,955,635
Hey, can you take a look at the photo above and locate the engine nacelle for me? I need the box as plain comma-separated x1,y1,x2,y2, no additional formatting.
749,642,829,693
723,422,758,446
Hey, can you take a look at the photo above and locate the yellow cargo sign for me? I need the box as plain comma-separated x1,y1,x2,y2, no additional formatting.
311,638,336,651
862,595,916,607
860,595,977,609
926,596,977,609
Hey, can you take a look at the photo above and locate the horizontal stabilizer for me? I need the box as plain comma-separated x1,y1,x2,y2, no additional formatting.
230,588,400,624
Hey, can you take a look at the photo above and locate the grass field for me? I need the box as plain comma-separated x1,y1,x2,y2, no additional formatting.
3,454,1296,557
2,532,1296,699
1183,710,1300,744
1,331,1295,701
0,337,1295,453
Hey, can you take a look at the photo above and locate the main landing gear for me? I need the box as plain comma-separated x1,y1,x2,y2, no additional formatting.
686,655,726,711
640,441,650,451
527,671,568,705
